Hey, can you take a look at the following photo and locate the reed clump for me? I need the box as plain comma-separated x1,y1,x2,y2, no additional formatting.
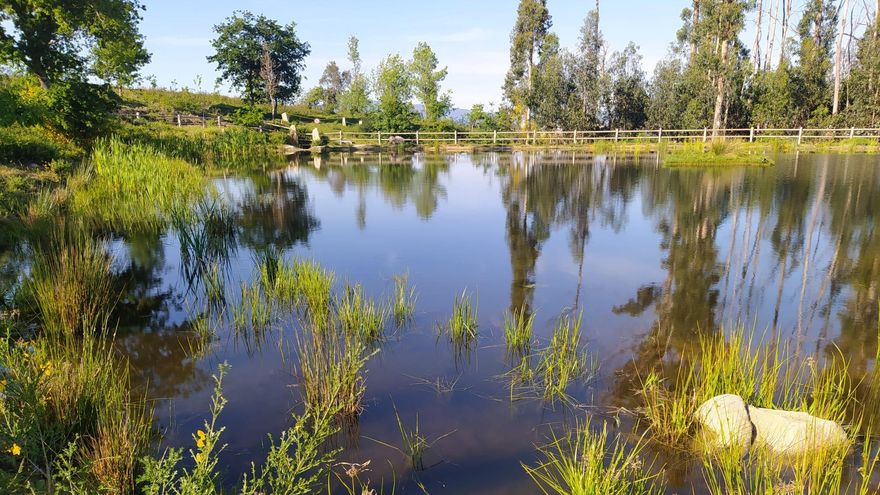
391,273,417,325
336,283,387,344
538,312,593,402
524,421,664,495
444,289,478,347
504,306,535,355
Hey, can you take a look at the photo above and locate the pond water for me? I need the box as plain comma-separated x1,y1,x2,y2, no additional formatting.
108,151,879,493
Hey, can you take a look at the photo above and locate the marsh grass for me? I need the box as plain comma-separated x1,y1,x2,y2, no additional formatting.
238,281,272,333
391,273,417,325
524,421,664,495
504,306,535,355
26,235,115,338
367,406,456,472
663,140,773,167
296,325,373,418
173,199,236,298
293,259,335,329
71,136,205,229
538,312,593,402
443,289,478,347
336,283,387,344
0,329,152,492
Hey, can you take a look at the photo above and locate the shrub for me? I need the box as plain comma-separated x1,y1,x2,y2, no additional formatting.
46,79,120,143
0,125,81,165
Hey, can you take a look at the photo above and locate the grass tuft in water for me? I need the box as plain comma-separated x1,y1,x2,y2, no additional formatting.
538,312,593,402
444,289,478,347
26,235,115,338
504,306,535,355
296,326,373,419
293,259,334,329
391,273,417,325
336,283,387,344
524,421,664,495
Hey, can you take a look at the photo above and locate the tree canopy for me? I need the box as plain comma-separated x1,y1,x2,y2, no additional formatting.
208,11,310,105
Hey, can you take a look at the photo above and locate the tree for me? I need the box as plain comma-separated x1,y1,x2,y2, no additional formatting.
569,8,607,129
410,42,451,122
373,54,415,131
338,36,371,115
319,61,350,113
847,14,880,125
793,0,838,124
530,34,570,129
208,11,310,108
607,43,648,130
468,104,491,130
0,0,150,88
260,43,279,119
504,0,552,128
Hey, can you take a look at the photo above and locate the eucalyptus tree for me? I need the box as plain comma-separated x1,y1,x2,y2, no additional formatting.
504,0,552,128
568,8,607,129
209,11,310,111
792,0,838,124
0,0,150,87
847,12,880,125
529,34,570,129
319,61,350,113
607,43,648,130
339,36,371,115
410,42,451,122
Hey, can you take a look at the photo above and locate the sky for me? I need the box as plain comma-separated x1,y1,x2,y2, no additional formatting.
136,0,834,109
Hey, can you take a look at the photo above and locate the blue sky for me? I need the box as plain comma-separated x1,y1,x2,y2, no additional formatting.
140,1,755,108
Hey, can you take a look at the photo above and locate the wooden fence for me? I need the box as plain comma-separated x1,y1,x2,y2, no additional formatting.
327,127,880,146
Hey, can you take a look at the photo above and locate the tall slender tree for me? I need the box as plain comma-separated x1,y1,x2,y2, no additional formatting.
410,42,451,122
504,0,552,128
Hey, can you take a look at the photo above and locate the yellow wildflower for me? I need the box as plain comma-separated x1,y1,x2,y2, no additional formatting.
194,452,205,463
0,379,7,393
196,429,206,449
7,443,20,456
41,361,53,377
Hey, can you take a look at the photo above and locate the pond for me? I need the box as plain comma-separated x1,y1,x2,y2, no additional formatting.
106,151,878,493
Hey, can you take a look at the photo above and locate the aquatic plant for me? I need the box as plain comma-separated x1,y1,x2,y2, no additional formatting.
504,306,535,355
444,289,478,346
524,421,664,495
293,259,334,329
391,273,417,325
296,325,373,418
336,283,387,344
538,312,593,402
26,235,115,337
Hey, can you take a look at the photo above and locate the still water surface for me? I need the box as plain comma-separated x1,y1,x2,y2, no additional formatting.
110,151,879,493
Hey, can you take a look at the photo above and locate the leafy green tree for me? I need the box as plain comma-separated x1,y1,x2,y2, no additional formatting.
338,36,371,115
410,42,451,122
319,61,350,113
847,20,880,126
208,11,310,108
568,8,607,129
750,62,796,127
647,58,687,128
792,0,837,124
504,0,552,128
373,54,415,131
0,0,150,88
467,104,491,130
607,43,648,130
301,86,324,109
530,34,570,129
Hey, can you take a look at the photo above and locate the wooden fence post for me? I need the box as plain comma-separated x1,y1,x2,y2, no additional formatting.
703,127,708,142
416,131,420,145
378,131,382,146
615,129,619,143
177,114,181,127
339,130,343,143
573,129,577,145
850,127,855,139
797,127,803,146
454,130,458,145
657,128,662,143
493,130,497,145
217,115,221,127
749,127,754,143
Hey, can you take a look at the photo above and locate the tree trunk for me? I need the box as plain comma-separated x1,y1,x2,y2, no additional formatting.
778,0,792,67
752,0,764,72
766,0,779,70
833,0,850,115
271,98,278,120
712,39,729,139
690,0,700,63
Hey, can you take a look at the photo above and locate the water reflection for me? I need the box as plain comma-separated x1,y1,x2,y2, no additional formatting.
91,151,880,493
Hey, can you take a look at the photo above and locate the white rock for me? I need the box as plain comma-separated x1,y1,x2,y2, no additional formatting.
748,406,848,456
695,394,753,455
311,128,321,142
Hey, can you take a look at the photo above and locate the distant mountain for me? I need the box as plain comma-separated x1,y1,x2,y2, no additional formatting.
414,104,469,124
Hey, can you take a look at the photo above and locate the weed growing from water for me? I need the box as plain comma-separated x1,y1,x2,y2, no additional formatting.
294,259,334,329
444,289,478,347
538,312,593,402
524,421,664,495
504,306,535,355
336,283,387,344
391,273,417,325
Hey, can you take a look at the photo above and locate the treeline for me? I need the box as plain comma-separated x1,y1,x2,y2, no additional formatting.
505,0,880,133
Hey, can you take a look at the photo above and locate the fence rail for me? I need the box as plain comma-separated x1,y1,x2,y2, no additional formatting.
328,127,880,146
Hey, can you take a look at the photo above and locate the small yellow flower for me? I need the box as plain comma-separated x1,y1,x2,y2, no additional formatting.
41,361,53,377
196,429,206,448
194,452,205,463
7,443,21,456
0,379,7,393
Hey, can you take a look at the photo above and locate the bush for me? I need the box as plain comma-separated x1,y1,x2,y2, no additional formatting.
231,106,266,127
46,79,120,143
0,125,80,165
